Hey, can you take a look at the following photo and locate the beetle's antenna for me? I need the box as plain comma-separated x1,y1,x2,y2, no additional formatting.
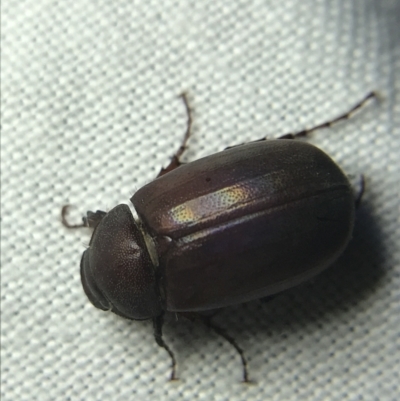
61,206,106,229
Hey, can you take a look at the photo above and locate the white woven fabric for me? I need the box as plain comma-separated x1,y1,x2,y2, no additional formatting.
2,1,399,400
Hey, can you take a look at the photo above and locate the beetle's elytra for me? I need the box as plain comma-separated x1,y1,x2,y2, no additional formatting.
63,92,376,382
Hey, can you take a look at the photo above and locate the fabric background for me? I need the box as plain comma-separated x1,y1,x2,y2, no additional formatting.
2,1,399,400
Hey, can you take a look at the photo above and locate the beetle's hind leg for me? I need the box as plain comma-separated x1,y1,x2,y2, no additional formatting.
157,93,193,177
61,205,106,230
277,91,376,140
225,92,376,150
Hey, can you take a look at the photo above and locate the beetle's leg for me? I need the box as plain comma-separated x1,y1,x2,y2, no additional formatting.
200,315,252,383
61,205,106,230
277,91,376,140
355,175,366,209
153,314,178,381
157,93,193,177
225,92,376,150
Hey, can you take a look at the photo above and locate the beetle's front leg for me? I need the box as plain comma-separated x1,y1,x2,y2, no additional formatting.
61,205,106,229
153,314,178,381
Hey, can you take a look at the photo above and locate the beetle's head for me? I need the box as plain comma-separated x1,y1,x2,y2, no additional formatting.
80,204,162,320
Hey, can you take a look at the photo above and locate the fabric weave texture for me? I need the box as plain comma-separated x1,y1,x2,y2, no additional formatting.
2,1,399,400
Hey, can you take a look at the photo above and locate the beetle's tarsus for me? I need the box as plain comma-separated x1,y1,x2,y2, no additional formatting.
278,91,377,140
61,205,86,229
158,92,193,177
201,316,251,383
226,92,377,149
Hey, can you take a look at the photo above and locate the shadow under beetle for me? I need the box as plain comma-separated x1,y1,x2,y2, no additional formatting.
63,91,376,382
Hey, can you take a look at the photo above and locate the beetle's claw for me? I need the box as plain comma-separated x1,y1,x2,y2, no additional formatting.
61,205,86,229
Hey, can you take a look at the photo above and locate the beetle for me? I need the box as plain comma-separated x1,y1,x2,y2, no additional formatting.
63,91,376,382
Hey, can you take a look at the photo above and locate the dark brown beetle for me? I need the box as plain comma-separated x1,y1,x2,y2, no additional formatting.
63,92,376,382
